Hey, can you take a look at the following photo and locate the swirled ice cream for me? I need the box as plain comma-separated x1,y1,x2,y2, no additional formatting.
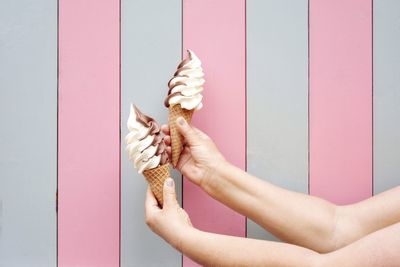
125,104,168,173
164,49,204,110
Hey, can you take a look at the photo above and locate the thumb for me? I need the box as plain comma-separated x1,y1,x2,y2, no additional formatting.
163,178,178,208
176,117,199,146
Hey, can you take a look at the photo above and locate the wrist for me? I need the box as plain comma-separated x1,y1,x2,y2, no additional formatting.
174,226,200,253
201,159,231,194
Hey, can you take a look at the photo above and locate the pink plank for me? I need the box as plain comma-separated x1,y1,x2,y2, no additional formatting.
309,0,372,204
58,0,120,266
182,0,246,265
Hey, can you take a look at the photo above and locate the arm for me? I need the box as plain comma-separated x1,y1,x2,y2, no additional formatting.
181,229,319,267
163,117,400,252
145,176,400,267
180,223,400,267
206,162,400,252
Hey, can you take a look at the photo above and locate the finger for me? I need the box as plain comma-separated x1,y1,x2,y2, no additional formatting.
166,146,172,158
163,178,178,208
176,146,191,171
164,135,171,146
161,124,170,135
145,187,160,213
176,117,200,146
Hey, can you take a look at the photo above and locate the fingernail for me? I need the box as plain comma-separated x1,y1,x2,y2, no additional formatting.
166,178,174,187
177,117,186,126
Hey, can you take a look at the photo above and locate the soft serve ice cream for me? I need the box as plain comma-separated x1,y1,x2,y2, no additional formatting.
125,104,168,173
164,49,205,166
164,49,204,111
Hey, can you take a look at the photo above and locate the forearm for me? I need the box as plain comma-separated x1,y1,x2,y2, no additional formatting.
203,162,339,252
178,223,400,267
179,228,320,267
320,222,400,267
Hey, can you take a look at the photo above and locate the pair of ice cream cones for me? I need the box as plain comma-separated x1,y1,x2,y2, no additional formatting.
131,50,203,207
142,104,194,206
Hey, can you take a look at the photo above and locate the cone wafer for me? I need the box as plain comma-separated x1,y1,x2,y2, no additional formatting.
143,163,170,206
169,104,194,166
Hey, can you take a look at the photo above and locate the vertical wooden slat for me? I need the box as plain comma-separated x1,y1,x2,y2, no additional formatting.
182,0,246,266
121,0,182,266
247,0,309,240
0,0,57,265
58,0,120,266
309,0,372,204
373,0,400,194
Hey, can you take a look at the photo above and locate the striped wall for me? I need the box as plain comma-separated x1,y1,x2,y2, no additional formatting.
1,0,400,266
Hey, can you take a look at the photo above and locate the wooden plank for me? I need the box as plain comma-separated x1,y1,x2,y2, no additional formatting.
58,0,120,265
182,0,246,265
309,0,372,204
0,0,57,265
373,0,400,193
120,0,182,266
247,0,309,240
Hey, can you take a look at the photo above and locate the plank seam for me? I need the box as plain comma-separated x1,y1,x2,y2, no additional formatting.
371,0,374,196
181,0,184,266
244,0,248,239
56,0,60,265
119,0,122,265
307,0,310,196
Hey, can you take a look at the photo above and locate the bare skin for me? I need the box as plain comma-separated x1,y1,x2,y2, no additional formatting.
144,116,400,266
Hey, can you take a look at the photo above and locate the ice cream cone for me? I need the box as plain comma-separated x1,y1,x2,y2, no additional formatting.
143,163,170,206
169,104,194,167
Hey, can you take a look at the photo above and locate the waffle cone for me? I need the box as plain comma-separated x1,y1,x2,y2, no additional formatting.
169,104,194,167
143,163,170,206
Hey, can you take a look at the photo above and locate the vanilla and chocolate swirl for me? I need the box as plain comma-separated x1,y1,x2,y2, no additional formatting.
125,105,168,173
164,49,204,111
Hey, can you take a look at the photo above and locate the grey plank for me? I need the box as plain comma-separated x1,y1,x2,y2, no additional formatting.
247,0,309,240
373,0,400,193
121,0,182,266
0,0,57,266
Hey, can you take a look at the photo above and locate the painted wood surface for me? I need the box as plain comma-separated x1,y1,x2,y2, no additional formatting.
0,0,57,266
2,0,400,265
58,0,120,266
182,0,246,265
373,0,400,194
121,0,182,266
247,0,309,240
309,0,373,204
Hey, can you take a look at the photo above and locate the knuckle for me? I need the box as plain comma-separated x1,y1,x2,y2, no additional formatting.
145,214,154,227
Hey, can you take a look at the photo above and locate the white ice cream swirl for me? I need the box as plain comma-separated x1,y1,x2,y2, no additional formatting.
125,104,168,173
165,49,204,110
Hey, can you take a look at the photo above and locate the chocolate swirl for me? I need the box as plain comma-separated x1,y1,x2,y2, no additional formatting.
125,104,168,173
133,105,168,165
164,50,204,110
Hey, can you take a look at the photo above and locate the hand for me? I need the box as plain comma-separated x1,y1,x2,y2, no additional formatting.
161,117,226,188
145,177,193,250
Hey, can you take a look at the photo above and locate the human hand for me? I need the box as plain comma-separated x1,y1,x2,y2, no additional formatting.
145,177,193,250
161,117,226,188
